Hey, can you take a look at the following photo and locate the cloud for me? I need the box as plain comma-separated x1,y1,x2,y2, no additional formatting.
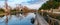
23,3,44,10
26,0,40,4
0,0,4,1
21,0,48,5
21,0,40,4
21,0,48,10
0,0,48,10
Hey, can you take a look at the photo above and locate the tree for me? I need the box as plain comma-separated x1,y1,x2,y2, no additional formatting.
0,8,4,12
54,0,60,2
39,0,60,10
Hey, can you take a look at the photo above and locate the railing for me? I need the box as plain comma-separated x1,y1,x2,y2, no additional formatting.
47,15,60,25
40,11,60,25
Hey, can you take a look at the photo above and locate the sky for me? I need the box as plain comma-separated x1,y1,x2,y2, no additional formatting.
0,0,48,10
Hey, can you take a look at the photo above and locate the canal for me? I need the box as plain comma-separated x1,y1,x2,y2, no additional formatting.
0,13,35,25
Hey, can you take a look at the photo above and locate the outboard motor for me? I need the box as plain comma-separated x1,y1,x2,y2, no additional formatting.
31,18,35,24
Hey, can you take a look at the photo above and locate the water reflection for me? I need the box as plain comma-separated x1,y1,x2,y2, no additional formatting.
0,13,35,25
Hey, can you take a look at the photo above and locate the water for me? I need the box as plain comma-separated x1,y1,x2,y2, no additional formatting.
0,13,35,25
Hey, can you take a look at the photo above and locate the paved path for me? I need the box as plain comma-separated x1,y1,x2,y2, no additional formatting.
34,13,49,25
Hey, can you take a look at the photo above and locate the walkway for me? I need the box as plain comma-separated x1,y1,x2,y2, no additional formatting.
34,13,49,25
